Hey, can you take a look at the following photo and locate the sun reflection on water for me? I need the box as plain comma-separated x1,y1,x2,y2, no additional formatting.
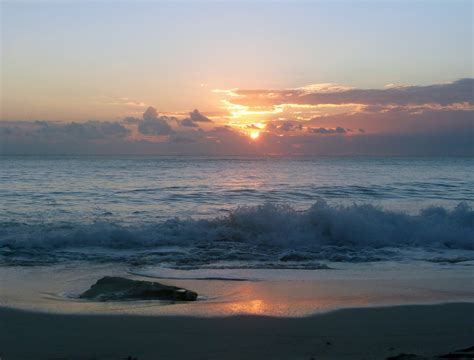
226,299,265,315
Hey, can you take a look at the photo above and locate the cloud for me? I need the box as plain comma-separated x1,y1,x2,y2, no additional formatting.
189,109,212,123
295,83,355,94
1,117,472,156
31,120,130,140
269,121,303,132
306,106,474,135
143,106,159,121
97,96,148,108
265,120,347,134
180,118,199,127
231,79,474,108
176,109,213,128
136,106,174,136
213,80,474,132
0,120,132,154
138,119,174,135
309,127,347,135
1,80,472,156
122,116,142,124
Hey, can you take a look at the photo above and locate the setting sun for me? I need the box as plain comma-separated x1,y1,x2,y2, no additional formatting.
250,131,260,140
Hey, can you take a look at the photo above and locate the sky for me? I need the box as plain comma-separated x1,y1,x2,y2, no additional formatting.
1,0,473,155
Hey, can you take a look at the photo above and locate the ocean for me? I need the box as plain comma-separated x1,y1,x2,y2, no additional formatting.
1,155,472,267
1,155,473,316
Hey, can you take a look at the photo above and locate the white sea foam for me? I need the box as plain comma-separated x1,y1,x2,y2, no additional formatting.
1,201,472,252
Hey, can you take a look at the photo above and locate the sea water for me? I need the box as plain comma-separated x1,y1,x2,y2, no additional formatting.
0,156,473,315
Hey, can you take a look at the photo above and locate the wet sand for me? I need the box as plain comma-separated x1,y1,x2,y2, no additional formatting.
1,303,473,360
2,263,474,317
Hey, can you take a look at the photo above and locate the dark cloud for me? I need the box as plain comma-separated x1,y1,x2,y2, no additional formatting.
301,79,474,106
143,106,159,121
31,120,130,140
123,116,141,124
309,127,346,135
0,120,131,154
306,107,474,135
1,118,472,156
189,109,212,122
178,109,213,128
138,119,174,135
136,106,174,135
280,122,302,132
180,118,199,127
233,78,474,107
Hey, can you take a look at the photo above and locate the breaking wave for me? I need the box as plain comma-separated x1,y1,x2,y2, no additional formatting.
1,200,473,250
1,200,473,266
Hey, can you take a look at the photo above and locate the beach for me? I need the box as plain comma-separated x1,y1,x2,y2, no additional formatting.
2,0,474,358
1,303,473,360
0,156,472,359
1,262,473,359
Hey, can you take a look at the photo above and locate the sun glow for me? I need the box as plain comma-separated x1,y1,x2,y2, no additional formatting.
250,131,260,140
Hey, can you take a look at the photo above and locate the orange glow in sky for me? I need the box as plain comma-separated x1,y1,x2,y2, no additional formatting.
250,131,260,140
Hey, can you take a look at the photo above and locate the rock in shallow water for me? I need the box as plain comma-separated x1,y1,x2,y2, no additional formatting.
79,276,198,301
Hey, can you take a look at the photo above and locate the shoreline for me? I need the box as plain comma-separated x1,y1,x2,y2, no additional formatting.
2,262,474,318
1,302,473,360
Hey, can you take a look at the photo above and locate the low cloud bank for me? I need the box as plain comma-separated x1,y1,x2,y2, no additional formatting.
1,79,473,156
1,119,472,156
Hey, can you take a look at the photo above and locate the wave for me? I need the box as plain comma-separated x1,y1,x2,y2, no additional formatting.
1,200,472,251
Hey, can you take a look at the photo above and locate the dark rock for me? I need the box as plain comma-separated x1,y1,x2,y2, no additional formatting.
79,276,198,301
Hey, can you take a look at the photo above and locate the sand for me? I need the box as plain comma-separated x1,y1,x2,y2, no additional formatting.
2,263,474,317
1,264,473,359
1,303,473,360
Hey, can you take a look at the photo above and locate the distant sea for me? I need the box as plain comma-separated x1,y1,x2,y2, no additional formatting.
1,156,473,269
